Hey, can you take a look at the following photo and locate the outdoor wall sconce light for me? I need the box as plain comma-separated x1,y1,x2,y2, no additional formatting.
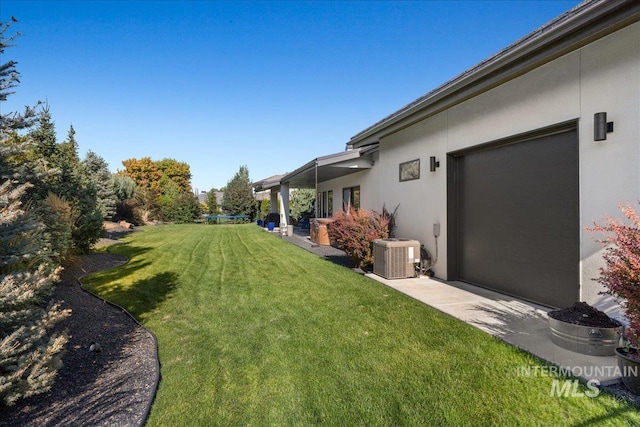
594,112,614,141
430,156,440,172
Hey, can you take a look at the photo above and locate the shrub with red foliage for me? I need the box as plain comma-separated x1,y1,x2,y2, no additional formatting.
327,207,390,269
589,202,640,348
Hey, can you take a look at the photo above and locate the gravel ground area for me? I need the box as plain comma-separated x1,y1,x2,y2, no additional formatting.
0,239,159,427
282,227,356,270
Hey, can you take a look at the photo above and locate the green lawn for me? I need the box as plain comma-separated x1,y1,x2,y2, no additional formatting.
83,224,640,426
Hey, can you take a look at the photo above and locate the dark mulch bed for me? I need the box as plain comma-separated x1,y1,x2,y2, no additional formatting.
0,244,158,427
548,301,622,328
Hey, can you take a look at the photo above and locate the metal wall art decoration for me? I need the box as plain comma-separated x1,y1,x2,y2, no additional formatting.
399,159,420,181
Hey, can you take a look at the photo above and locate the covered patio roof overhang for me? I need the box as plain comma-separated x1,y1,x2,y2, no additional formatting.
252,174,285,194
252,144,378,227
281,144,378,189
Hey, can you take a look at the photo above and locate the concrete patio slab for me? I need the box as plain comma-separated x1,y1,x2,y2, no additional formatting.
366,274,622,386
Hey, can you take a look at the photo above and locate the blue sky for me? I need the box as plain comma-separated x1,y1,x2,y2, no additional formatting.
2,0,581,192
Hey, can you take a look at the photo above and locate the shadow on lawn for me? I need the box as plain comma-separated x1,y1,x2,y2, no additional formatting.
570,405,640,426
83,245,179,320
323,254,355,269
125,271,179,319
91,270,179,321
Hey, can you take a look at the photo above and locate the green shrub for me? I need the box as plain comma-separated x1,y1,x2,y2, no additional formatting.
289,188,315,222
259,198,270,221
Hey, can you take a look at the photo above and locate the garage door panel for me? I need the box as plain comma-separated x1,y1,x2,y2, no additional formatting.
454,130,579,307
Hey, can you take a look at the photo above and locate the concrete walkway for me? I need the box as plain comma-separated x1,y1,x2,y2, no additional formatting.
367,274,621,386
282,226,621,386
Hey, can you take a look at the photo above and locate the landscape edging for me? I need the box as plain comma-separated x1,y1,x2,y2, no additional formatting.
76,249,161,427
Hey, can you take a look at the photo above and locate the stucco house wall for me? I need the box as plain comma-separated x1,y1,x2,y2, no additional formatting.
254,3,639,313
579,22,640,309
376,114,448,271
374,21,640,311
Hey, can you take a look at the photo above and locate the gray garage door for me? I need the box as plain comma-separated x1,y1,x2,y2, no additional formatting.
450,128,579,308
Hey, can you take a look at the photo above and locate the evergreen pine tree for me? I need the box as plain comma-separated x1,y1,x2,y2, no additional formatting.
81,150,116,220
221,165,256,219
0,179,69,406
29,105,58,177
56,125,81,195
0,21,69,406
58,125,78,166
206,188,219,214
27,115,103,255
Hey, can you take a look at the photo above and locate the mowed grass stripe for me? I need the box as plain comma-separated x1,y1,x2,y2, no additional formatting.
83,224,640,426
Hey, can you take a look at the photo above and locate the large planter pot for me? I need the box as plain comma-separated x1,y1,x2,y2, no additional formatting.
616,347,640,394
547,314,622,356
310,218,334,246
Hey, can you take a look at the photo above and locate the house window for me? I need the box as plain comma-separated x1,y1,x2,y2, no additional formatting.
342,186,360,210
316,191,331,218
322,191,327,217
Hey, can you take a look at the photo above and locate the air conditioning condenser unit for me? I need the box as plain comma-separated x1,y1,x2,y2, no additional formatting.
373,238,420,279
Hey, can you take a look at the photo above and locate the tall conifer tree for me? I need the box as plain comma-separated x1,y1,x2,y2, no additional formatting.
0,20,69,407
81,150,116,220
221,165,255,218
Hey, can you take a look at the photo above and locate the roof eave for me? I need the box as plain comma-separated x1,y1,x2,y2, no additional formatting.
350,0,640,147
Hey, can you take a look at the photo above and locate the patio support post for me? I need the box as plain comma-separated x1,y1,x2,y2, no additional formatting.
270,189,278,214
279,183,290,228
314,162,318,218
